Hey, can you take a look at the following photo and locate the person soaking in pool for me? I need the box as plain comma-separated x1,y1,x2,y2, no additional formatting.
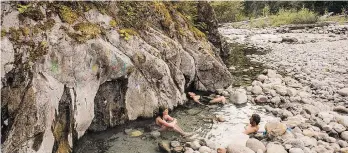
156,107,192,136
243,114,261,135
188,92,226,105
216,114,261,153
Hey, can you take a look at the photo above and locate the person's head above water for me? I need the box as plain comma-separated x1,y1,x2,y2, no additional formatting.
158,107,169,118
249,114,261,126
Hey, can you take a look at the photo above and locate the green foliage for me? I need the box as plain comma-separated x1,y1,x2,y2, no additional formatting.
211,1,246,23
262,5,270,17
321,15,348,24
270,8,318,26
250,18,269,28
119,28,138,41
173,2,198,24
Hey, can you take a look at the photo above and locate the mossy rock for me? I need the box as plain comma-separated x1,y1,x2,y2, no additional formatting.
9,27,23,42
153,2,174,29
1,29,7,38
119,28,138,41
18,6,45,21
69,22,101,42
109,19,117,28
189,25,206,39
58,5,79,24
29,41,49,62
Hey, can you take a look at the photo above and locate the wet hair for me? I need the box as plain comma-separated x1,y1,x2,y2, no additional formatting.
252,114,261,125
158,107,166,118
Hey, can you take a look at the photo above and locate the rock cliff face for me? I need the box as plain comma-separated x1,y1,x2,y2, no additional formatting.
1,2,232,153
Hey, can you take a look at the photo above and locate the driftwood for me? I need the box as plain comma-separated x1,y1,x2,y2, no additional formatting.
280,22,330,30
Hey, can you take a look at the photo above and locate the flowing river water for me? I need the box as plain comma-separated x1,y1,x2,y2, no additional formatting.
73,39,279,153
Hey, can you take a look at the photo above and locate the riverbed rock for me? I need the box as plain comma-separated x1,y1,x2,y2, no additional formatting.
226,144,255,153
266,142,287,153
174,146,184,153
159,141,171,153
185,148,194,153
246,138,266,153
283,115,306,128
188,141,201,150
252,86,263,95
270,96,281,104
230,88,248,105
338,140,348,148
333,106,348,114
302,129,316,137
323,124,333,131
199,146,211,153
255,95,268,103
217,116,225,122
287,88,298,96
333,123,346,133
151,131,161,138
274,85,288,96
338,88,348,96
267,69,278,78
205,140,217,150
265,121,287,137
257,74,268,82
318,112,334,123
337,116,348,128
300,136,317,148
171,141,181,147
284,138,305,149
289,148,304,153
270,90,277,97
130,130,143,137
303,104,320,115
341,147,348,153
341,131,348,141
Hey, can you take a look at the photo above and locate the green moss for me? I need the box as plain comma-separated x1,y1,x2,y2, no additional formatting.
9,27,22,42
109,19,117,28
189,26,206,39
154,2,174,29
43,19,56,30
117,2,151,29
29,41,48,62
67,22,101,42
119,28,138,41
19,7,45,21
1,29,7,37
22,27,30,36
17,4,30,13
59,5,79,24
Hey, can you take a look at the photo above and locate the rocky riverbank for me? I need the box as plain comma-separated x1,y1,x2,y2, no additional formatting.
216,23,348,153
